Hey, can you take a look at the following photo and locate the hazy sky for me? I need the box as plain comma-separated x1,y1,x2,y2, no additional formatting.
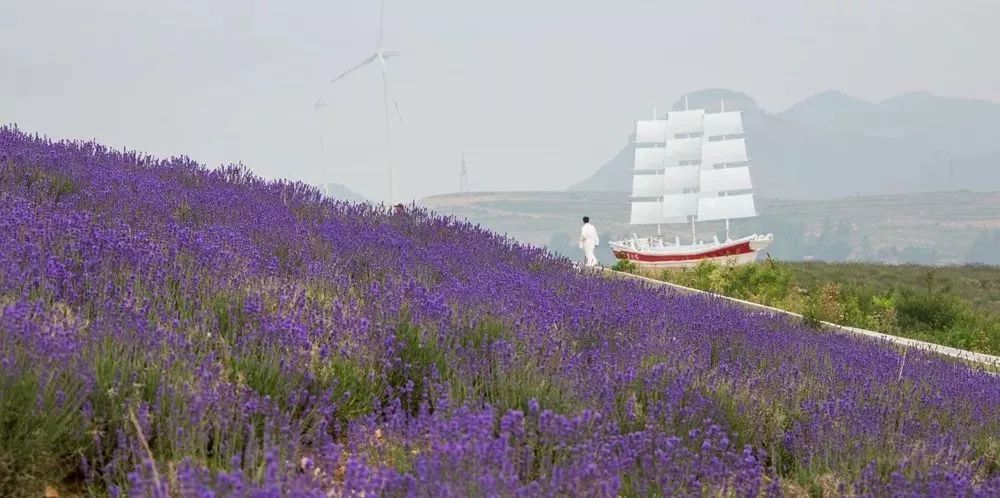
3,1,999,202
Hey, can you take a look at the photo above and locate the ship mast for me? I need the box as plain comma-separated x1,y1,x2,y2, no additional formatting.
697,98,756,240
653,105,661,237
721,98,728,241
687,95,697,244
625,94,759,248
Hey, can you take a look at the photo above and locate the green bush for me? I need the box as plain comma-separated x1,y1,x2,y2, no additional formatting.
611,259,638,273
727,260,794,305
895,291,970,331
644,260,1000,355
665,260,793,306
684,260,718,290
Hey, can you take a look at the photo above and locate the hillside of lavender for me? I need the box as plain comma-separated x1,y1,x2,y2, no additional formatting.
2,126,999,496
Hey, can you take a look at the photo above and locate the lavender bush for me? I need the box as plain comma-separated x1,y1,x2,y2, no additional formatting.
1,125,998,497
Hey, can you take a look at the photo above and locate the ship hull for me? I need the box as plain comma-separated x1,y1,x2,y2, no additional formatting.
610,234,773,269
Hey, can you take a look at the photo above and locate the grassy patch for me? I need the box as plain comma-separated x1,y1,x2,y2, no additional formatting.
448,317,577,416
0,369,88,496
626,260,1000,355
389,316,449,415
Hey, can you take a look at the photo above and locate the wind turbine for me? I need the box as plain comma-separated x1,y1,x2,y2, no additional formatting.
313,99,328,195
459,153,469,193
325,0,403,203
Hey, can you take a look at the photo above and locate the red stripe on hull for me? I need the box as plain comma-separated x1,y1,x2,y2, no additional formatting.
613,241,754,263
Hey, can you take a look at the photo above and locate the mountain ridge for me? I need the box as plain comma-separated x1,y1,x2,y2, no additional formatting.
570,89,1000,198
323,182,367,203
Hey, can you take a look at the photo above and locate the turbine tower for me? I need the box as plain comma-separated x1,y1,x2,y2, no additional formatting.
313,99,328,195
460,153,469,193
325,0,402,203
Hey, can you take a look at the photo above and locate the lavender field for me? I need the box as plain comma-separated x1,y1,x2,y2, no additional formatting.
1,126,999,497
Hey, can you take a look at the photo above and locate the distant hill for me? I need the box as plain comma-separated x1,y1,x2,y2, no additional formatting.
420,190,1000,265
570,89,1000,199
569,89,758,192
784,90,1000,153
322,182,367,203
567,141,633,192
779,90,875,131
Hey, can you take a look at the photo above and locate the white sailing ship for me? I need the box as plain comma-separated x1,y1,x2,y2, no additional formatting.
609,100,774,268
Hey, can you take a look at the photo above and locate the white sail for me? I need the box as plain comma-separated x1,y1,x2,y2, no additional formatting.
631,174,662,197
699,166,752,193
633,147,667,171
697,194,756,221
664,137,702,165
626,106,760,228
701,138,748,167
635,120,667,144
661,192,699,222
663,165,700,191
665,109,705,137
703,111,744,138
630,200,662,225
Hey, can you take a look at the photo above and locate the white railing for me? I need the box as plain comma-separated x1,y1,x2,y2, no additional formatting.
603,268,1000,368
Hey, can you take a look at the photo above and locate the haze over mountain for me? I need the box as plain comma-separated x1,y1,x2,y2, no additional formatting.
322,182,367,203
570,89,1000,199
7,1,1000,202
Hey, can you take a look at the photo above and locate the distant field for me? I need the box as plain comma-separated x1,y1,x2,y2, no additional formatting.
420,190,1000,264
622,258,1000,355
783,261,1000,315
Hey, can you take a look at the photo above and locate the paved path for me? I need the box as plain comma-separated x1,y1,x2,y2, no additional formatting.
601,268,1000,368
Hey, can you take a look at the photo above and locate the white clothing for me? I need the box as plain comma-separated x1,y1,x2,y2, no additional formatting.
579,223,599,267
579,223,599,246
582,243,598,267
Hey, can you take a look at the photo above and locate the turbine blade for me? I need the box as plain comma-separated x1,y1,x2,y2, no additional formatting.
329,54,377,84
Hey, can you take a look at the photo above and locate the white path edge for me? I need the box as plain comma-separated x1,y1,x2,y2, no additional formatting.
602,268,1000,368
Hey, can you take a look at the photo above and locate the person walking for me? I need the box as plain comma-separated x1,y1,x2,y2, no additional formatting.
579,216,600,267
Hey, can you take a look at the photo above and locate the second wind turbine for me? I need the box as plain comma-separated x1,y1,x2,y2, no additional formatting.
325,0,403,203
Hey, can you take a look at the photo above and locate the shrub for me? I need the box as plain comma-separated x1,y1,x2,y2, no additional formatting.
611,259,638,273
895,291,969,331
728,260,794,305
